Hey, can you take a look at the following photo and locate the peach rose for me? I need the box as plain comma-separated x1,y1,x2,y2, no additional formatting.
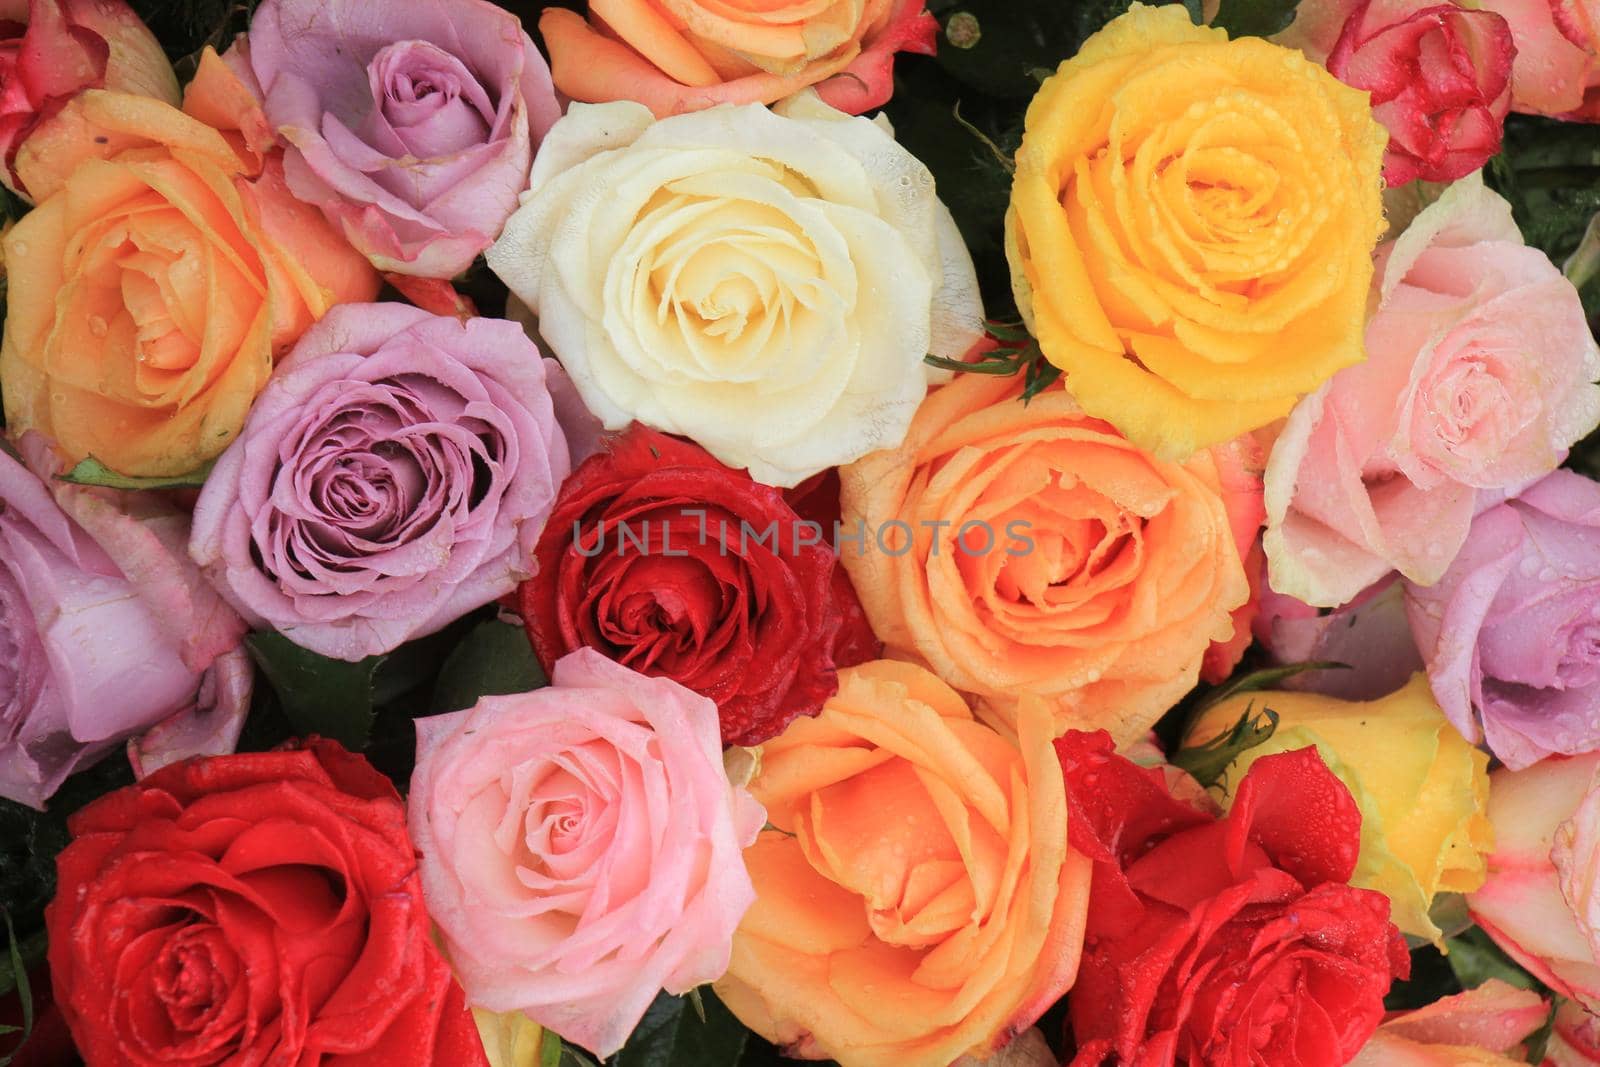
839,372,1253,745
539,0,936,118
714,661,1091,1066
0,60,378,477
1470,751,1600,1012
1349,981,1548,1065
1549,1001,1600,1065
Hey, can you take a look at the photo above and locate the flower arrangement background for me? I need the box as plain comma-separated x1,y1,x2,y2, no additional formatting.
3,0,1600,1064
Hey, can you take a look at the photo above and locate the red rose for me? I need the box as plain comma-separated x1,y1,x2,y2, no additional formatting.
45,740,487,1067
1326,0,1514,185
1058,732,1410,1067
520,425,877,747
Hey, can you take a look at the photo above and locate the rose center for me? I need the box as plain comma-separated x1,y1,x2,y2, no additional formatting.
1559,620,1600,689
368,40,494,158
150,924,242,1038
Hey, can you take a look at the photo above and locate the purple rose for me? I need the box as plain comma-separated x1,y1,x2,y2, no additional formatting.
246,0,561,278
189,303,572,661
1406,469,1600,768
0,433,249,809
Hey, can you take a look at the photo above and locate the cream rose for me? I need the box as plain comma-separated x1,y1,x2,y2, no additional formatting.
487,91,983,488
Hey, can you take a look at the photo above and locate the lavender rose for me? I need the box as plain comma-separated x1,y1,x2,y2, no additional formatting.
246,0,561,278
189,304,572,661
1406,470,1600,768
1,433,249,809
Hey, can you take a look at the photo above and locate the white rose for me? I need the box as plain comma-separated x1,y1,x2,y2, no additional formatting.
488,92,985,487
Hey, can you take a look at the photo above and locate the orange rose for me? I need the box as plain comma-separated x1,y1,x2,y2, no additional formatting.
715,660,1090,1066
539,0,936,117
839,372,1253,745
0,51,378,477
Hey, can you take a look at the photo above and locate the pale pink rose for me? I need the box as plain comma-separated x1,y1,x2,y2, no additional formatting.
1548,1001,1600,1065
408,649,764,1057
1479,0,1600,118
1265,173,1600,607
1350,980,1548,1065
246,0,561,278
1469,752,1600,1012
0,433,248,808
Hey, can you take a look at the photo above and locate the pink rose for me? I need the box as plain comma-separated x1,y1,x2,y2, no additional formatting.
1480,0,1600,118
408,649,763,1057
0,0,178,198
0,433,248,809
189,303,572,661
1325,0,1514,185
1469,752,1600,1010
245,0,561,278
1255,574,1426,700
1549,1001,1600,1065
1350,981,1548,1065
1265,173,1600,607
1406,471,1600,767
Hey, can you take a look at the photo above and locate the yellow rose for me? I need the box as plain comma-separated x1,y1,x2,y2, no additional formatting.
471,1008,544,1067
1186,674,1493,944
1005,3,1386,458
0,83,378,476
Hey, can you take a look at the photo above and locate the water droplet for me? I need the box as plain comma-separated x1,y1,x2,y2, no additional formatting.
88,315,108,338
1539,566,1559,583
1518,555,1542,578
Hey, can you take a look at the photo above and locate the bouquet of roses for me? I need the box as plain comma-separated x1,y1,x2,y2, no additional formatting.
4,0,1600,1064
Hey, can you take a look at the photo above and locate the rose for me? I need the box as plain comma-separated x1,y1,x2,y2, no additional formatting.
246,0,561,278
408,649,763,1057
0,0,178,198
487,92,984,488
1331,0,1514,184
1276,0,1514,185
472,1011,544,1067
1550,1002,1600,1065
520,424,876,747
1478,0,1600,118
45,739,487,1066
1404,470,1600,769
839,369,1252,746
1350,981,1548,1065
0,85,379,478
538,0,936,117
190,304,572,661
0,433,248,810
1266,174,1600,607
715,661,1091,1066
1469,751,1600,1010
1254,575,1427,700
1186,674,1494,943
1005,2,1386,459
1059,732,1410,1066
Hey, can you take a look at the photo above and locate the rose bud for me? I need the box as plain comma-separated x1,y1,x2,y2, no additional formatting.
1350,981,1548,1065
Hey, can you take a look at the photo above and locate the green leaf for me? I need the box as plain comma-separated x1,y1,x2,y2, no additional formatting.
1211,0,1301,37
1445,926,1538,991
1182,0,1206,23
56,456,215,490
611,989,748,1067
1193,660,1350,713
1171,701,1280,788
245,632,384,750
430,619,548,714
0,910,32,1067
